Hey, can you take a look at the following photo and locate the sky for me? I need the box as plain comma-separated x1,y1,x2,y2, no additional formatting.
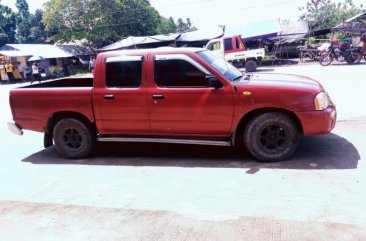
1,0,365,30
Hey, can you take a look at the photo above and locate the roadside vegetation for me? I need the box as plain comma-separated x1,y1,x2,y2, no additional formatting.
0,0,364,48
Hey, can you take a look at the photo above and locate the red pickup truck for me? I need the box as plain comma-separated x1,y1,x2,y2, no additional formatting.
8,48,336,161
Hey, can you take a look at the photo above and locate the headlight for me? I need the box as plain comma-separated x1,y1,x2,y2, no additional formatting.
314,91,329,110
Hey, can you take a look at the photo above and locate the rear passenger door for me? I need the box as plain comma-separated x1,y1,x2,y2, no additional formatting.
148,53,234,136
94,56,150,134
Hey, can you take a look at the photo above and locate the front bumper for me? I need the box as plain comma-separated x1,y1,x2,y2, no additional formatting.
7,121,23,136
296,106,337,136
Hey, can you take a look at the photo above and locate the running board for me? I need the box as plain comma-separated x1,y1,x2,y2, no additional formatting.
97,136,232,147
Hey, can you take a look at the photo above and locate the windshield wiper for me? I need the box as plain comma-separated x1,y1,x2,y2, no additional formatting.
232,75,243,82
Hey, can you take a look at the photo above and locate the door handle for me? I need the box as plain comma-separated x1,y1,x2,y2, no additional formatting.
104,94,115,100
152,94,164,100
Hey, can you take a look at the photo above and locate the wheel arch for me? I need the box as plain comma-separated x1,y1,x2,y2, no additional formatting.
245,57,259,63
44,111,97,148
233,108,303,146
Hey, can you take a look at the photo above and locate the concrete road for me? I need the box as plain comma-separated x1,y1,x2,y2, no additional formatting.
0,63,366,240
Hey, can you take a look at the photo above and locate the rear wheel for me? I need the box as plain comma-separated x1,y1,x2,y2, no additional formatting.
53,118,96,159
244,59,258,72
243,112,299,162
345,52,362,64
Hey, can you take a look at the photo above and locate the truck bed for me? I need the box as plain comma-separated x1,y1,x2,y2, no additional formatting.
20,77,93,88
10,77,95,133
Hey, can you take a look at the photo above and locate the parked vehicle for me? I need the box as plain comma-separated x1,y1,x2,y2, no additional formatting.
318,40,362,66
8,47,336,162
205,35,265,72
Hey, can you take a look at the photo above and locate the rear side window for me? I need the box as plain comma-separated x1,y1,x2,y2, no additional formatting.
105,61,142,88
224,38,233,51
154,59,208,87
235,37,244,49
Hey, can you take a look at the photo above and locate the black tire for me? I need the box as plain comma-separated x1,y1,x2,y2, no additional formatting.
243,112,299,162
53,118,96,159
244,59,258,72
319,52,333,66
345,52,362,64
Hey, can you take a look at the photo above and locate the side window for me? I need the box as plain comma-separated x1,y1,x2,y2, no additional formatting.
224,38,233,51
105,60,142,88
212,41,221,50
154,58,209,88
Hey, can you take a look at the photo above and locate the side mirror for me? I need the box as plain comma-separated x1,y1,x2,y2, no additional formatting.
206,75,223,89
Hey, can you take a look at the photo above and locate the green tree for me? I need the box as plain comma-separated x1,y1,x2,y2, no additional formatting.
15,0,45,43
156,17,177,34
15,0,29,20
43,0,163,47
0,4,16,46
30,9,46,42
299,0,365,30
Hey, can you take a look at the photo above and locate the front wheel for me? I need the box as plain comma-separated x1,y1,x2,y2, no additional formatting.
244,59,258,72
319,52,333,66
53,118,96,159
243,112,299,162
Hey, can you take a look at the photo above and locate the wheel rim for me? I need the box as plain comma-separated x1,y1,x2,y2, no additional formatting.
62,128,83,151
258,124,288,152
320,54,332,65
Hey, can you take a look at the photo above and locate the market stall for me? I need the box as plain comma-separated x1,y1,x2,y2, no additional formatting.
0,51,30,83
332,12,366,61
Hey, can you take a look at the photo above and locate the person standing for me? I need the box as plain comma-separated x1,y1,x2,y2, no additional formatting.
89,56,95,74
17,62,26,81
5,62,15,83
31,62,41,84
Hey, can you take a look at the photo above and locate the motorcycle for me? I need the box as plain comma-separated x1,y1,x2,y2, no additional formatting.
318,40,362,66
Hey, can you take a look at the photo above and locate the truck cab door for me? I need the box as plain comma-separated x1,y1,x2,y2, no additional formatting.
93,55,150,134
148,53,234,136
224,36,247,54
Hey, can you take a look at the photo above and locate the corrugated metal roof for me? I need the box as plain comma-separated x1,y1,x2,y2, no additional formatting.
0,51,32,57
226,19,308,42
0,44,73,58
177,26,224,42
98,34,180,51
98,26,224,51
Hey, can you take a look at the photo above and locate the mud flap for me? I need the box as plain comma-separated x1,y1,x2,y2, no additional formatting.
44,131,53,148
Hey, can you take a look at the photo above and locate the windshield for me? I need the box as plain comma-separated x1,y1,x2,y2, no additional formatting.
197,50,243,81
